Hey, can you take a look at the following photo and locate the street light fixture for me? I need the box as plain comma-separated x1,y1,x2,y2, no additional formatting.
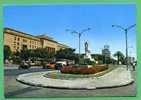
112,24,136,70
66,28,91,65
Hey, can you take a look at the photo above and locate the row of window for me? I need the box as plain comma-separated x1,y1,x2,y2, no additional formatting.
13,45,38,50
47,47,55,53
13,37,59,53
13,36,40,50
14,36,40,45
29,45,38,49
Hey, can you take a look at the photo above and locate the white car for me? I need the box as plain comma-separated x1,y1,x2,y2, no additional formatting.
56,61,67,66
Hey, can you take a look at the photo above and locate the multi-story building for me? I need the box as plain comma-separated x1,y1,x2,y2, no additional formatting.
4,28,69,54
36,35,69,54
4,28,41,53
102,45,111,57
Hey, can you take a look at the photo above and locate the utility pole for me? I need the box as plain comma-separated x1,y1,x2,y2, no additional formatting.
112,24,136,70
66,28,91,65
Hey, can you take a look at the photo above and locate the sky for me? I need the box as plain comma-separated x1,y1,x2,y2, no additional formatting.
4,4,136,58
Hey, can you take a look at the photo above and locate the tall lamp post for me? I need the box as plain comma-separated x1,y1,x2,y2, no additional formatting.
112,24,136,70
66,28,91,65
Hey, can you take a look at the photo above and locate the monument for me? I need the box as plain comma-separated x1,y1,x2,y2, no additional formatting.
84,41,95,61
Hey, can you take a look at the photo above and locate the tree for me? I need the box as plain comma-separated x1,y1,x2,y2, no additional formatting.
12,47,55,64
113,51,125,64
91,54,109,64
19,48,53,61
19,49,31,61
55,48,76,60
4,45,12,61
34,48,51,61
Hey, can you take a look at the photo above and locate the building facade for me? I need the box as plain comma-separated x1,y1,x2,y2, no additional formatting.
36,35,69,54
102,45,111,57
4,28,69,53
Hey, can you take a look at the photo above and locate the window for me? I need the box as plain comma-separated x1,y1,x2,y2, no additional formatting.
22,45,27,50
47,47,55,54
17,37,20,41
23,39,27,42
13,45,16,48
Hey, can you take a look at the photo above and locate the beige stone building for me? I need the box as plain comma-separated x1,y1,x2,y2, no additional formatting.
4,28,69,53
36,35,69,54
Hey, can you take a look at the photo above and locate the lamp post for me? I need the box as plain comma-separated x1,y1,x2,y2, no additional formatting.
112,24,136,70
66,28,91,65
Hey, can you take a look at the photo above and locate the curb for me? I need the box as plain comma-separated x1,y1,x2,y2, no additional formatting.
16,67,134,90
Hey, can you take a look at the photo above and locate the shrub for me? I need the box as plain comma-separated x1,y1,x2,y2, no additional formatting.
60,65,109,74
84,58,95,65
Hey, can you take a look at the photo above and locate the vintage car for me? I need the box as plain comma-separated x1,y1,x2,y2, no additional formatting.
43,62,64,70
55,63,64,70
42,62,56,69
18,61,31,69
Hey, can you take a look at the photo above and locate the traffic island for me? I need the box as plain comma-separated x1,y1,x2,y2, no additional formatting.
16,65,134,90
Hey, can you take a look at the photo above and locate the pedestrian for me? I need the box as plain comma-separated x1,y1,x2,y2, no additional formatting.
132,62,136,71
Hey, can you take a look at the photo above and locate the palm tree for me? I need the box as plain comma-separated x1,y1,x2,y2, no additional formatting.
113,51,125,64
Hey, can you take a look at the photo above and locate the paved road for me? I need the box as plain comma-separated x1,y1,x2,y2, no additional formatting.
4,64,136,98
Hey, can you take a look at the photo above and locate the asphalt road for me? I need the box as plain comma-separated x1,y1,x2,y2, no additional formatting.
4,64,136,98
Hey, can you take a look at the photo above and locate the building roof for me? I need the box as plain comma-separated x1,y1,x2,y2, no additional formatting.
57,42,70,48
36,35,58,43
4,27,40,41
4,27,71,48
36,35,70,48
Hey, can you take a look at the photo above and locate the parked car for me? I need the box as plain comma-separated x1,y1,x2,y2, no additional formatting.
43,62,56,69
56,61,67,66
18,61,31,69
56,59,75,66
55,63,64,70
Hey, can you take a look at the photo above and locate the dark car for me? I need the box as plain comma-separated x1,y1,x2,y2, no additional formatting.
18,61,31,69
55,63,64,70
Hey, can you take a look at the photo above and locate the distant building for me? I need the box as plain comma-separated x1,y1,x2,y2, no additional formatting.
102,45,111,57
127,57,135,64
36,35,69,54
4,28,69,54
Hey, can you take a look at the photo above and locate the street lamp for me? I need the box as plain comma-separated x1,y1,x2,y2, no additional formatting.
112,24,136,70
66,28,91,65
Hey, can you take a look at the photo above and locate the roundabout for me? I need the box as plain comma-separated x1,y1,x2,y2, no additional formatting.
16,65,134,90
